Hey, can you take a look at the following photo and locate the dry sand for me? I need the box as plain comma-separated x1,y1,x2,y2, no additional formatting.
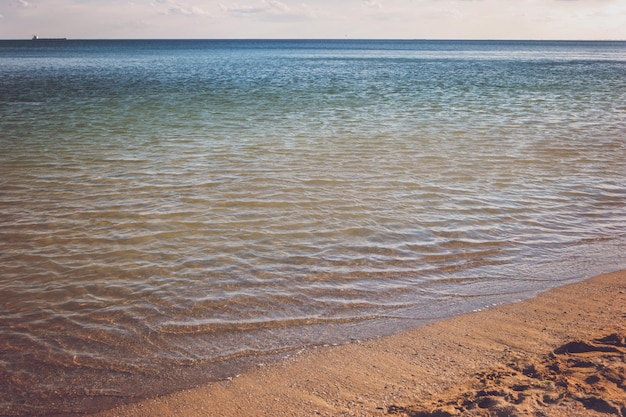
90,270,626,417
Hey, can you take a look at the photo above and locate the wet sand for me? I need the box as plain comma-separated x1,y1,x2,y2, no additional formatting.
90,270,625,417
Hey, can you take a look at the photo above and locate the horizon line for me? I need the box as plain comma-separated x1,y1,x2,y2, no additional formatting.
3,37,626,42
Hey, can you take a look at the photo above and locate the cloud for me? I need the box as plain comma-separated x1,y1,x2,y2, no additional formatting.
152,0,210,17
219,0,288,15
1,0,623,40
219,3,266,14
219,0,315,19
363,0,383,9
266,0,291,13
167,6,208,16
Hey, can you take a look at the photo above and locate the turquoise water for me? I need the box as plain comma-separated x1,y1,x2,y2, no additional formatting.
1,40,625,416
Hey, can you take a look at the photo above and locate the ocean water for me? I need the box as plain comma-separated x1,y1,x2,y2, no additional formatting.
1,39,625,416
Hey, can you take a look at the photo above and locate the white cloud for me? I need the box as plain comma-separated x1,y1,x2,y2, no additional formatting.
363,0,383,9
219,0,315,19
219,3,266,14
167,5,208,16
266,0,290,13
0,0,624,40
152,0,210,16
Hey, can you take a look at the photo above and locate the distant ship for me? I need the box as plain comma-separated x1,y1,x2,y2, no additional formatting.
32,35,67,41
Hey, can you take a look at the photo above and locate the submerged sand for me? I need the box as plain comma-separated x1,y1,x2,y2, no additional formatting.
90,270,625,417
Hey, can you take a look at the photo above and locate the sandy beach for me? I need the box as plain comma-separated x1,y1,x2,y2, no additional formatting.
89,270,625,417
4,39,625,417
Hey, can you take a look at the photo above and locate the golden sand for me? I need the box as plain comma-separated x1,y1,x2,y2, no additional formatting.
90,271,625,417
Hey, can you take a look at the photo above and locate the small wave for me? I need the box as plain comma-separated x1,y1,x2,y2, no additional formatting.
158,315,380,335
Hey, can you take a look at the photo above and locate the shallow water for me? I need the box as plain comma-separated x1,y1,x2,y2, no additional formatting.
1,40,625,416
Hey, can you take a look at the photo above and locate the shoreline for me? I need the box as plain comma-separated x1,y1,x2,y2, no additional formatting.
90,270,625,416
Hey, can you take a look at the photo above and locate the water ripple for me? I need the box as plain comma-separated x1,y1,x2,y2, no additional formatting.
1,39,626,416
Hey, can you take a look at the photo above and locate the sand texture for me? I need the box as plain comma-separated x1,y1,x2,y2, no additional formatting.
90,270,625,417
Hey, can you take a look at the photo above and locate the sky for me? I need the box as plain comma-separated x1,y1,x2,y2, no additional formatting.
0,0,625,40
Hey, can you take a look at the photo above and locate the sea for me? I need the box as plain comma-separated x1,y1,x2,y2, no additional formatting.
1,39,625,416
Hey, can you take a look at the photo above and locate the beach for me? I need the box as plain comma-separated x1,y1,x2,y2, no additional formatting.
89,270,626,417
2,40,625,416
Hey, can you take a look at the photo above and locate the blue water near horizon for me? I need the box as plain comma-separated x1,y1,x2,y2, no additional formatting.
1,39,625,416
